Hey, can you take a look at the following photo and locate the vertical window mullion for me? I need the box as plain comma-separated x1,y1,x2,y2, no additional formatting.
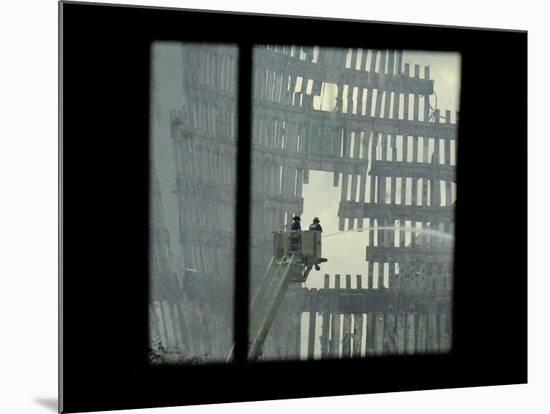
234,43,253,363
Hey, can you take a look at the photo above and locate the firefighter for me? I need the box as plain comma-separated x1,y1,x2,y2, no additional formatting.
290,215,301,231
289,215,302,254
309,217,322,270
309,217,322,232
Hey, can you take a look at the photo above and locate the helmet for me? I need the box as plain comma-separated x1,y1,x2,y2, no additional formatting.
292,215,301,221
313,217,320,223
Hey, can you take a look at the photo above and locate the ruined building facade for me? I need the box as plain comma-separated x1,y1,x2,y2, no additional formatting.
150,43,456,361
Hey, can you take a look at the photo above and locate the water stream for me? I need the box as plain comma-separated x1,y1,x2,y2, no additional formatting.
323,225,454,241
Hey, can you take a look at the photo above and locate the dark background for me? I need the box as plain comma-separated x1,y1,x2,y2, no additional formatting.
60,1,527,412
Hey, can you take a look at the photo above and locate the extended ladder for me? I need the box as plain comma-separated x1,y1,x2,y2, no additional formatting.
226,254,305,361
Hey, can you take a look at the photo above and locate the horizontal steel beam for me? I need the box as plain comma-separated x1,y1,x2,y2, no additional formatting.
296,287,451,313
254,101,458,140
366,245,453,263
370,160,456,181
254,48,434,95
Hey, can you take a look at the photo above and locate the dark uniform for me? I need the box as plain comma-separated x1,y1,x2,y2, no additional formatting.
309,217,322,270
289,216,301,253
291,220,301,231
308,222,322,232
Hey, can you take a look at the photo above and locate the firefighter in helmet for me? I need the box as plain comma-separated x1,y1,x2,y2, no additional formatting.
309,216,322,232
309,217,322,270
290,215,301,231
289,215,302,254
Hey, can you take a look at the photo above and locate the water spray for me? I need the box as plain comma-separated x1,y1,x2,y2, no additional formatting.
323,225,453,241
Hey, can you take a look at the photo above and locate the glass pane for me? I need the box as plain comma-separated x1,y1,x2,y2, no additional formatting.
149,42,238,364
250,45,460,360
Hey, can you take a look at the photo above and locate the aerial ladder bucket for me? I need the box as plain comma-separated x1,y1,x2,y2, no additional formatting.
226,230,327,362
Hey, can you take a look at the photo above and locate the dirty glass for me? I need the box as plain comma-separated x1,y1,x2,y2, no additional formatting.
149,43,238,364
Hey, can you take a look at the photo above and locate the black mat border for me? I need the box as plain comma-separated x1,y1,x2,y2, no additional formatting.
60,2,527,412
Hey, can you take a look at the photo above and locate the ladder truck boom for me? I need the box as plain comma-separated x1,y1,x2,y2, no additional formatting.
226,230,327,362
